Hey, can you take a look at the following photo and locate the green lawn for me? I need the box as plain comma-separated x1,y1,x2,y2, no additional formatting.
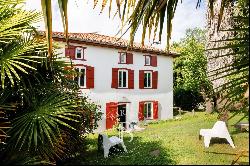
70,112,249,165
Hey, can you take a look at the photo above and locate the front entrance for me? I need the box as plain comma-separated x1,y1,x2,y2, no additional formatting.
118,104,126,128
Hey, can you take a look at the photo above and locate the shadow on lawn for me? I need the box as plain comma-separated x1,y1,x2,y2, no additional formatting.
230,127,249,135
60,135,176,165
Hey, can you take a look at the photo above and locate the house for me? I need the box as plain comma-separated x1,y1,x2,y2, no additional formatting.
39,32,177,132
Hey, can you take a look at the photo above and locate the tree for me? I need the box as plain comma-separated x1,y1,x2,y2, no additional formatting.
205,0,249,121
172,28,212,111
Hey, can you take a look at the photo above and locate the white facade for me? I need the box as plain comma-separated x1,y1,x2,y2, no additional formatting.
56,41,173,132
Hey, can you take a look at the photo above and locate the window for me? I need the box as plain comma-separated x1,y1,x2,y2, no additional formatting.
144,71,152,88
118,52,133,64
144,102,153,119
75,47,84,59
74,67,86,88
145,55,151,65
120,52,127,64
118,69,128,88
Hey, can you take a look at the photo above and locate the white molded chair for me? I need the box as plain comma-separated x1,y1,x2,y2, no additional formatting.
99,133,127,158
199,121,235,148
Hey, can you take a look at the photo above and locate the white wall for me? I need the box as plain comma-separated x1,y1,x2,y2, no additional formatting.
56,41,173,132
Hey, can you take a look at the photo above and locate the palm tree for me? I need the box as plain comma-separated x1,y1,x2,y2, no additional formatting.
0,1,102,163
205,0,235,117
0,1,47,143
205,0,249,121
0,1,47,89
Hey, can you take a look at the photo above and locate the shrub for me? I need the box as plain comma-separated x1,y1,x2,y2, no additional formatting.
174,89,204,111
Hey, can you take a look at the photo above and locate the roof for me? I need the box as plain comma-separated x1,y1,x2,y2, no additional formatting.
37,31,177,57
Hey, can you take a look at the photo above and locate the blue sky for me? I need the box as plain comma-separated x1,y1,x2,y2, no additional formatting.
25,0,206,49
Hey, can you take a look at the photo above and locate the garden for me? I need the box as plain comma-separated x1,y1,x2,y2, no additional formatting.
64,112,249,165
0,0,249,165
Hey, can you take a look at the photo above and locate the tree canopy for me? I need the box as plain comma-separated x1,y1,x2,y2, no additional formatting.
172,28,212,111
173,28,212,93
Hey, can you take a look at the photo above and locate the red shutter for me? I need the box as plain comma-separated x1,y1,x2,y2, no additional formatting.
106,102,118,129
153,71,158,89
153,101,159,119
138,102,145,121
139,70,144,89
151,56,157,67
128,69,134,89
126,53,133,64
111,68,118,88
65,45,76,59
86,66,94,88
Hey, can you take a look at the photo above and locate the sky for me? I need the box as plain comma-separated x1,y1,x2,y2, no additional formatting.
25,0,206,49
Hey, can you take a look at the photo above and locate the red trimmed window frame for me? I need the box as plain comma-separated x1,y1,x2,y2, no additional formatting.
112,68,134,89
144,101,154,120
118,51,133,64
117,68,129,89
143,70,153,89
144,55,152,66
138,100,159,121
139,70,158,89
72,64,94,89
118,52,127,64
143,55,157,67
74,46,87,61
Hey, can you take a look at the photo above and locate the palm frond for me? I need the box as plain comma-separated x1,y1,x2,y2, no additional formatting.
207,0,249,118
0,3,42,43
37,0,240,52
41,0,53,58
7,88,80,158
58,0,68,44
0,34,47,88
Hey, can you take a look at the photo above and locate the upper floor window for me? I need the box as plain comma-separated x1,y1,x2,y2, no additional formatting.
112,68,134,89
75,47,84,59
139,70,158,89
145,55,151,66
144,55,157,67
118,52,133,64
74,67,86,88
144,71,152,88
118,69,128,88
144,102,153,119
120,52,127,64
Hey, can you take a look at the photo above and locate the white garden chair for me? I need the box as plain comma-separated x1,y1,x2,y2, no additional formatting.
99,133,127,158
199,121,235,148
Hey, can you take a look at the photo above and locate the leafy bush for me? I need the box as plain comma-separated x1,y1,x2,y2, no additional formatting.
172,28,212,111
174,89,204,111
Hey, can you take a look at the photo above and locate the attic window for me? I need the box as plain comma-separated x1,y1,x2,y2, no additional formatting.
145,55,151,66
120,52,127,64
75,47,84,59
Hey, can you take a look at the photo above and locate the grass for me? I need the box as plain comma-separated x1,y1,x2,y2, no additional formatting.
65,112,249,165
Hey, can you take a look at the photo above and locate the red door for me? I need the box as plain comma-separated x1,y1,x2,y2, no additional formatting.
106,102,118,129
